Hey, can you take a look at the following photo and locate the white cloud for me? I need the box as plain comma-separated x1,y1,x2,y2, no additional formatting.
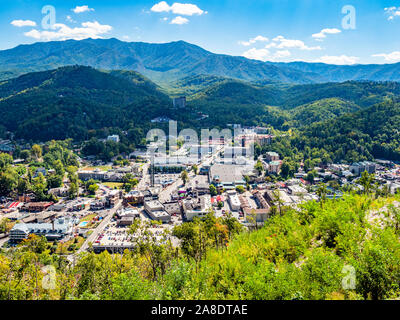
372,51,400,63
151,1,171,13
274,50,291,59
171,3,205,15
385,7,400,20
11,20,37,27
72,5,94,14
242,48,291,62
267,35,321,50
66,15,77,23
242,48,271,61
151,1,206,16
312,28,341,41
24,21,112,41
314,55,359,65
170,16,189,25
238,35,269,46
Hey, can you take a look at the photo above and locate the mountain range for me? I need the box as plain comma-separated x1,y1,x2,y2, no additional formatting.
1,38,400,85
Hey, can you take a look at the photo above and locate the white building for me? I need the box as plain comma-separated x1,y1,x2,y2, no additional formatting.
107,135,120,143
144,200,171,223
227,190,241,211
183,195,212,221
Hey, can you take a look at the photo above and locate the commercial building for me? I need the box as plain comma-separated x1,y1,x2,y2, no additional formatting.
123,190,144,205
265,152,280,162
287,185,308,196
209,164,246,190
78,169,107,181
227,190,241,211
107,135,120,143
350,162,376,176
116,208,140,226
10,217,74,242
182,195,212,221
22,202,54,212
144,200,171,223
239,194,270,223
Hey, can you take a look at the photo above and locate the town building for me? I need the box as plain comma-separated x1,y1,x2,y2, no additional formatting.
22,202,54,212
209,164,247,190
116,208,140,226
268,161,282,174
107,135,120,143
182,195,212,221
144,200,171,223
239,193,270,223
10,217,74,242
227,190,241,211
123,190,144,205
265,152,280,162
350,161,376,176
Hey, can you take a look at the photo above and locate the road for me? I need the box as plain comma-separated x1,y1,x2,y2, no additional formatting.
158,146,223,203
138,162,150,191
75,199,123,255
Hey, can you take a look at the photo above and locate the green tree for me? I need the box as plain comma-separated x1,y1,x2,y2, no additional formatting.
255,160,264,175
316,183,328,208
181,170,189,185
359,171,374,195
0,153,13,170
31,144,43,161
209,184,218,196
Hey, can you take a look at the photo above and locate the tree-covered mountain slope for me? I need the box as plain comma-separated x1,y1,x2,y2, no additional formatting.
271,99,400,163
0,66,171,141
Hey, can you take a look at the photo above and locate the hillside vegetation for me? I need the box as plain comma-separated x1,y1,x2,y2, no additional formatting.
270,99,400,163
0,66,171,142
2,66,400,165
2,194,400,300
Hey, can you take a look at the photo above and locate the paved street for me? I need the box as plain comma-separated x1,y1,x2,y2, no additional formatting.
76,199,123,254
158,146,223,202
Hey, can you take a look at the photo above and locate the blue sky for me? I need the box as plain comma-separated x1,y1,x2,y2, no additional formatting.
1,0,400,64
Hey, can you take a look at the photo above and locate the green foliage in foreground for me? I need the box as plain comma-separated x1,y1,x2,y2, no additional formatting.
1,194,400,300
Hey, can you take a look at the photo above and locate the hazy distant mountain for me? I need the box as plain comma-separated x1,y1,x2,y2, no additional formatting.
2,38,400,85
271,61,400,83
0,38,325,84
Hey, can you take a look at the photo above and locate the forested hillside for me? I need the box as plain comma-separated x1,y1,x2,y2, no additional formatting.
2,66,400,165
0,66,171,142
270,99,400,163
188,79,400,131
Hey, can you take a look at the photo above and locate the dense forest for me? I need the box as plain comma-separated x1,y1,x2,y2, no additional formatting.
1,193,400,300
0,66,171,142
2,66,400,165
269,99,400,164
